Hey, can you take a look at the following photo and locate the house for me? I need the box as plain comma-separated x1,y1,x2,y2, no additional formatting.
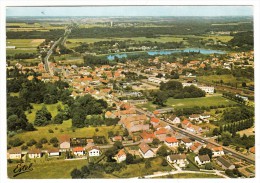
249,146,255,154
195,154,211,165
114,149,126,163
112,136,123,142
181,119,190,129
164,137,178,147
190,142,202,153
88,146,101,157
139,142,155,158
150,117,160,128
140,131,156,143
59,135,71,152
206,144,224,157
216,157,235,170
189,114,200,122
180,138,193,149
198,86,214,94
28,149,42,159
105,111,116,119
73,147,84,156
7,148,22,160
168,115,181,124
200,113,211,120
167,154,189,168
120,115,149,133
154,127,167,142
48,148,60,157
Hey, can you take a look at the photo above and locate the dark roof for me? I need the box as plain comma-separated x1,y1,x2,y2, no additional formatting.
199,154,210,162
217,157,233,168
181,138,192,143
169,154,186,161
139,142,152,154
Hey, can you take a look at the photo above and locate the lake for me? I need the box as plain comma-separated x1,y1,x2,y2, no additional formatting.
107,48,226,60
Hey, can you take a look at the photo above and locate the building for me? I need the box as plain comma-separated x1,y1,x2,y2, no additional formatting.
73,147,84,156
198,86,214,94
139,142,155,158
28,149,42,159
7,148,22,160
114,149,126,163
164,137,179,147
195,154,211,165
180,138,193,149
189,114,200,122
48,148,60,157
167,154,189,168
88,146,101,157
140,131,156,144
59,135,71,152
167,115,181,124
216,157,235,170
206,144,225,157
190,142,202,153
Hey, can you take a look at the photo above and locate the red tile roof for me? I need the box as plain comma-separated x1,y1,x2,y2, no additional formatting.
165,137,178,143
73,147,84,152
151,117,160,123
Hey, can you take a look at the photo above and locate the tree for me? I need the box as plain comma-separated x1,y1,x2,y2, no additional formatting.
212,128,219,136
26,139,37,146
40,138,48,144
34,106,52,126
199,148,213,159
113,141,123,150
152,138,160,146
81,166,90,177
71,168,82,179
157,145,169,156
53,112,64,124
145,159,151,169
154,91,168,106
205,163,213,170
161,158,168,166
125,153,134,164
242,82,247,87
50,137,59,144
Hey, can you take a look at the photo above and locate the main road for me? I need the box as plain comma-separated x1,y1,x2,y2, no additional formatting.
135,107,255,165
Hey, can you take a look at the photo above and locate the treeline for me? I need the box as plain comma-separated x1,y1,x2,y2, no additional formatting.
228,31,253,51
220,118,254,136
69,95,108,128
7,53,37,60
222,107,254,123
220,131,254,149
7,20,252,39
83,54,109,66
153,80,205,106
222,92,247,104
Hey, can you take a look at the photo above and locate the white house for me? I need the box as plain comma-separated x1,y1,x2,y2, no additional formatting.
200,113,211,120
180,138,193,149
167,154,189,168
168,115,181,124
195,154,211,165
139,142,155,158
206,144,225,157
59,141,71,152
48,148,60,157
7,148,22,160
88,146,101,157
73,147,84,156
28,149,41,159
189,114,200,122
164,137,179,147
114,149,126,163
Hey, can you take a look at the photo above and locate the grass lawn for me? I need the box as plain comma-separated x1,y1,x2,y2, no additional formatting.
159,173,223,178
7,159,88,179
25,102,65,123
136,101,157,112
166,94,236,110
8,119,123,145
113,157,172,178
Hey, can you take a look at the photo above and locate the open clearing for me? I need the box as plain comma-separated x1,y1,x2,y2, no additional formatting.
166,94,236,109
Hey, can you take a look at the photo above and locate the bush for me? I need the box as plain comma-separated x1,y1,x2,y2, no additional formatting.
40,138,48,144
205,163,213,170
26,139,37,146
161,158,168,166
35,142,43,149
21,145,28,150
55,127,58,130
60,129,64,133
9,138,24,147
48,129,54,133
50,137,59,144
53,143,59,147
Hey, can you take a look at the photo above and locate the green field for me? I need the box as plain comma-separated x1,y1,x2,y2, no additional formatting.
166,94,236,109
7,159,88,179
197,74,250,86
113,157,172,178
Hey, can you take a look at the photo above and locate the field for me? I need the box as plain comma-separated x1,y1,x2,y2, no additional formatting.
112,157,172,178
166,94,236,110
197,74,251,86
7,159,89,179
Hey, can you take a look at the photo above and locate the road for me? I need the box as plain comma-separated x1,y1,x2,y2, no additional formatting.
135,107,255,165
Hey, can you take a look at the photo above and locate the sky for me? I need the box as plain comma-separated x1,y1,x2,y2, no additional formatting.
6,6,253,17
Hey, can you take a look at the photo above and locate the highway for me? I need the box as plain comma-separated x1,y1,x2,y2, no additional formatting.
135,107,255,165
